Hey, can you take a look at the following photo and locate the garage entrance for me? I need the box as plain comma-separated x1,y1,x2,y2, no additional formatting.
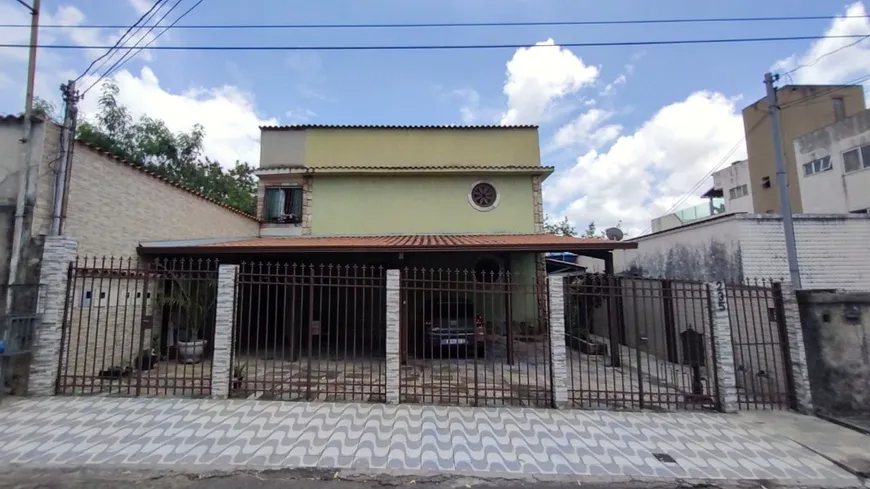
231,262,387,402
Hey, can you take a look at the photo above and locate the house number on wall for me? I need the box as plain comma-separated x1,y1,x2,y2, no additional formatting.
715,281,726,312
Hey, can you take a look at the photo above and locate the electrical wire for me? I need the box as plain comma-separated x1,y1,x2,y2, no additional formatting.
83,0,204,96
79,0,171,86
782,35,870,76
74,0,166,81
4,13,870,30
640,71,870,235
4,33,870,52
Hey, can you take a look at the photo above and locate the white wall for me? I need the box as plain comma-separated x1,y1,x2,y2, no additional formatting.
713,160,754,213
739,214,870,290
794,109,870,213
608,213,870,290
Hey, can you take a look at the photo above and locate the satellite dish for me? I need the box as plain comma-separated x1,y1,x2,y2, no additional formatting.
605,227,624,241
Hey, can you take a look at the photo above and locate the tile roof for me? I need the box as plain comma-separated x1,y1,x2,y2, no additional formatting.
260,124,537,130
140,233,636,254
75,141,258,221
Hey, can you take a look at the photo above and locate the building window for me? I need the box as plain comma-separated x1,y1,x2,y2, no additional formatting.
803,156,832,177
843,144,870,173
264,187,303,223
768,307,777,322
468,181,499,211
728,184,748,199
833,97,846,122
761,176,771,189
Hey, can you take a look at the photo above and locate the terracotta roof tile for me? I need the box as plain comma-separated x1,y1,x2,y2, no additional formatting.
141,233,636,254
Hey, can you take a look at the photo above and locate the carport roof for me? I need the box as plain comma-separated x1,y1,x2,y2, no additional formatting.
139,233,636,254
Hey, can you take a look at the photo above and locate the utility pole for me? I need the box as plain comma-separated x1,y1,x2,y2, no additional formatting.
51,80,79,236
764,72,802,289
7,0,41,315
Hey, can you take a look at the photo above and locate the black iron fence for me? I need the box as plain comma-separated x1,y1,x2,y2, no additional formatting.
729,280,793,410
57,257,217,397
564,275,718,411
0,284,40,397
399,268,551,407
232,262,386,402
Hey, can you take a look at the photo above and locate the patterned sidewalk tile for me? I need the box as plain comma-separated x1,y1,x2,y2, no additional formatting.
0,397,858,483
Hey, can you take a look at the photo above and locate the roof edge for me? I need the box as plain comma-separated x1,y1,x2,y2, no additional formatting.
260,124,538,131
75,140,259,222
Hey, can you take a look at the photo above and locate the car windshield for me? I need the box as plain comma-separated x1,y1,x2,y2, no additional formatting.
432,302,473,319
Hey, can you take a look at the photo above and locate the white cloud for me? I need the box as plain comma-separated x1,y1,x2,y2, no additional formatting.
128,0,154,15
500,39,599,125
79,67,279,166
773,2,870,84
600,74,627,96
544,91,745,236
550,109,622,150
284,108,318,124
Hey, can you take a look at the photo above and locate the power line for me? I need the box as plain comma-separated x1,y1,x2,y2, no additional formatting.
4,13,869,30
79,0,170,85
84,0,203,96
74,0,165,81
3,33,870,52
782,35,870,76
641,72,870,235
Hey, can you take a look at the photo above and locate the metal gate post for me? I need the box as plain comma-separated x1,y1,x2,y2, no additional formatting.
29,236,78,396
773,282,813,413
385,269,401,404
547,276,568,408
211,264,238,399
706,281,738,413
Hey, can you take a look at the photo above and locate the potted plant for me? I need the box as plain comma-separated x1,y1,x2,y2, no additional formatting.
158,277,217,364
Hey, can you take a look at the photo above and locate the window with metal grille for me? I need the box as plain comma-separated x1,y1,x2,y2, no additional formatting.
264,187,303,223
803,156,832,177
469,182,498,210
843,145,870,173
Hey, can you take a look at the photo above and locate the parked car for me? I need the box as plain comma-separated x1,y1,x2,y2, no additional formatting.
418,299,486,358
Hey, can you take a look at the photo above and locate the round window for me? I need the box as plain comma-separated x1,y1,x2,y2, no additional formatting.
469,182,498,210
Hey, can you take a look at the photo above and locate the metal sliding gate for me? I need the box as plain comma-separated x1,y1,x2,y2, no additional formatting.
57,257,217,397
231,262,387,402
563,275,718,411
398,267,552,407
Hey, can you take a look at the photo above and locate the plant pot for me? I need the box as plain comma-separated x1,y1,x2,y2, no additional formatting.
177,339,207,364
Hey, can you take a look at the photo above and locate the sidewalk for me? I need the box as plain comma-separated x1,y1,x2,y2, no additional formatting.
0,397,863,487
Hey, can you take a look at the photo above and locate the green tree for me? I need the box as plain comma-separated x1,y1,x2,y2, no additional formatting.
543,215,576,236
76,80,257,215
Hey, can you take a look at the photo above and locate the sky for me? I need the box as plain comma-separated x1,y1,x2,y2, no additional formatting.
1,0,870,236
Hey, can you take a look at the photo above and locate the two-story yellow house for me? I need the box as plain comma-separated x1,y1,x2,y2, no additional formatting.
135,125,634,402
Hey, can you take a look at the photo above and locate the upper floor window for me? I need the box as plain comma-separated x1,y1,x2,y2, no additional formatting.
264,187,303,223
728,184,748,200
468,181,499,211
843,144,870,173
803,156,832,177
833,97,846,122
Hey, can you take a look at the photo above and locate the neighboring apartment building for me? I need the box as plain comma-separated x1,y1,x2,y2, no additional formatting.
793,108,870,214
712,159,754,213
743,84,865,213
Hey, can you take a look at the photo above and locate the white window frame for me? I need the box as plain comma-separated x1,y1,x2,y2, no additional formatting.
803,156,832,177
728,184,748,200
842,144,870,174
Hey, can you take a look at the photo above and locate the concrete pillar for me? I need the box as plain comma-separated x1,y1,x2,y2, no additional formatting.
28,236,78,396
211,264,238,399
776,282,813,414
707,281,738,413
548,276,569,408
385,269,401,404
